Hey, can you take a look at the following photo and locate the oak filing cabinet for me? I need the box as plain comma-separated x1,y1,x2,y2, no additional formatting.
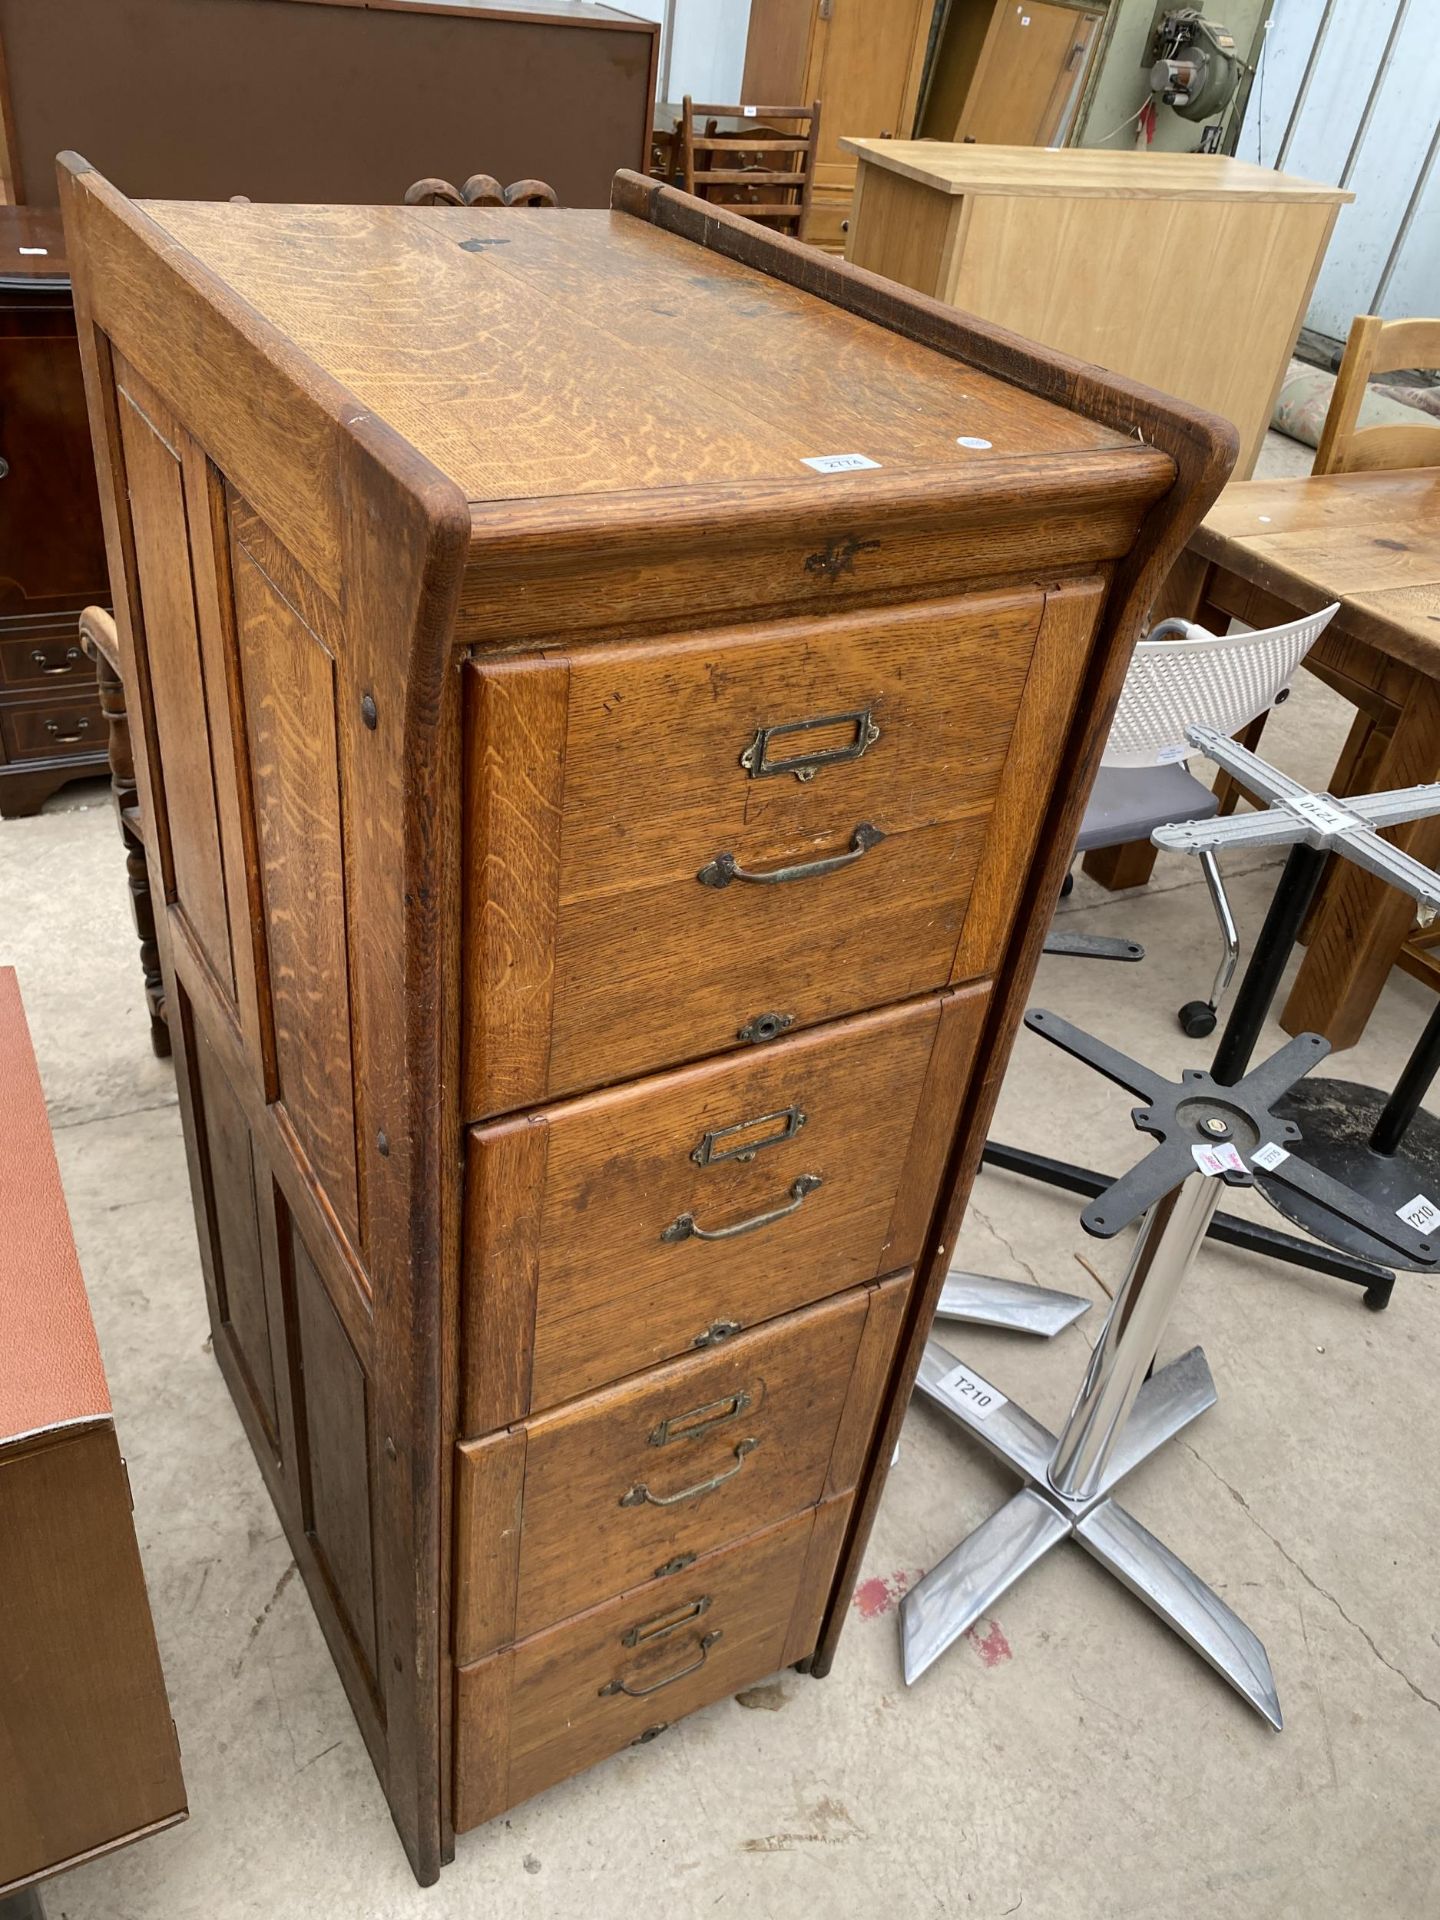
61,156,1232,1882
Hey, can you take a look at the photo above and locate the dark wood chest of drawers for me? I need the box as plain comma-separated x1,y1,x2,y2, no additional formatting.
0,209,110,815
62,159,1232,1883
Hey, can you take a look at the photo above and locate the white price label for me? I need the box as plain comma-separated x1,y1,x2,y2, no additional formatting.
801,452,881,474
743,105,758,116
937,1362,1008,1420
1192,1141,1247,1177
956,435,992,450
1155,742,1190,765
1397,1192,1440,1233
1286,791,1357,837
18,245,48,255
1250,1140,1289,1172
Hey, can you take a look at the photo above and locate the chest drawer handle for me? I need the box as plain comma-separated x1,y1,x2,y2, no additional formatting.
698,823,884,889
599,1630,722,1698
45,717,91,741
619,1437,758,1508
30,646,81,675
661,1172,821,1244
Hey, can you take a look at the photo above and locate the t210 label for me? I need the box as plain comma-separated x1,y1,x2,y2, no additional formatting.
1397,1192,1440,1234
937,1362,1008,1420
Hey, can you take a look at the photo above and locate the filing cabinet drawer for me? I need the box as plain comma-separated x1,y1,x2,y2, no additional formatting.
454,1498,850,1832
454,1274,909,1660
462,584,1101,1119
463,988,985,1430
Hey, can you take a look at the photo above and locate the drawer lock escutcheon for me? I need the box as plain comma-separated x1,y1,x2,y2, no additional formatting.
600,1631,722,1698
739,707,880,782
738,1011,793,1045
619,1440,758,1509
697,822,884,889
692,1319,742,1350
691,1104,807,1167
661,1173,822,1245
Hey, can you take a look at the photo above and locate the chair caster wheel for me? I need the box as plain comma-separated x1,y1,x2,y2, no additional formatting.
1178,1000,1217,1038
1060,871,1075,897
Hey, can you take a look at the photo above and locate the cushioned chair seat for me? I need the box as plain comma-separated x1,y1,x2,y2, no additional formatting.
1075,763,1219,854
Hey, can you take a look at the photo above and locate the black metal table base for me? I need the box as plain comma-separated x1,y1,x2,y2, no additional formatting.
1259,1080,1440,1272
982,1139,1396,1311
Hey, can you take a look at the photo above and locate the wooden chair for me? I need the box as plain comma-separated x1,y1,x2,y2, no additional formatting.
403,174,558,208
78,607,169,1058
1314,315,1440,476
680,97,820,239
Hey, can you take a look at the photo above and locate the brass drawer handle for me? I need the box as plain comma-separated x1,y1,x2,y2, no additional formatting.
697,823,884,889
30,646,81,675
661,1172,822,1244
619,1438,758,1508
45,717,91,741
599,1630,722,1698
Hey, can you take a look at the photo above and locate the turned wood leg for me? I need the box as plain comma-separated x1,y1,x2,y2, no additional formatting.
1282,673,1440,1049
82,619,171,1058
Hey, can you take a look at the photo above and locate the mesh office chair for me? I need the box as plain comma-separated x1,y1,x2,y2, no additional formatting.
1050,602,1340,1036
937,602,1341,1340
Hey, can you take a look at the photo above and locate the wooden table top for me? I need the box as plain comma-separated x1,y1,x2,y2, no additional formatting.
1192,469,1440,674
838,140,1351,206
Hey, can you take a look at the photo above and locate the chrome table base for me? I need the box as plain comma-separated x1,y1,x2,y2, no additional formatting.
904,1008,1436,1726
903,1337,1282,1727
936,1269,1091,1338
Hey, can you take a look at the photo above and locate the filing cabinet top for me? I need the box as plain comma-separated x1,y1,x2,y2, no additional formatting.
131,198,1150,510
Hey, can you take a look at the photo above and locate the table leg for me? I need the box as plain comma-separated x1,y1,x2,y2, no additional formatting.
1081,836,1158,892
1282,673,1440,1049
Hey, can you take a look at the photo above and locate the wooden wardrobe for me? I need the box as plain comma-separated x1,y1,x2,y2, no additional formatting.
742,0,936,249
62,157,1230,1882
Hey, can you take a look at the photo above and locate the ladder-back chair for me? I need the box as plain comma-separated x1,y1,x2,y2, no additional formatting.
680,97,820,239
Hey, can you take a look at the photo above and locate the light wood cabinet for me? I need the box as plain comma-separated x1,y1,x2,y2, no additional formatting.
742,0,935,248
842,141,1351,477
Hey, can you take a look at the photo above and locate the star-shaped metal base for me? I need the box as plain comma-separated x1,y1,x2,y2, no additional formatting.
902,1338,1281,1726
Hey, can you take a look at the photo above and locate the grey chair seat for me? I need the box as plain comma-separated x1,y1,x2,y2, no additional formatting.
1076,763,1219,854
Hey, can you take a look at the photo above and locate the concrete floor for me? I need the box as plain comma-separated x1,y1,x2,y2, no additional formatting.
7,462,1440,1915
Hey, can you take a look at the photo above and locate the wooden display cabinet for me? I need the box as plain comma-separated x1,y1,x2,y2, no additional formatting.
61,156,1230,1883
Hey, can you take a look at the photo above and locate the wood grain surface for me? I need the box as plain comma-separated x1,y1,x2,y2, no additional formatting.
463,993,979,1424
454,1501,833,1831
